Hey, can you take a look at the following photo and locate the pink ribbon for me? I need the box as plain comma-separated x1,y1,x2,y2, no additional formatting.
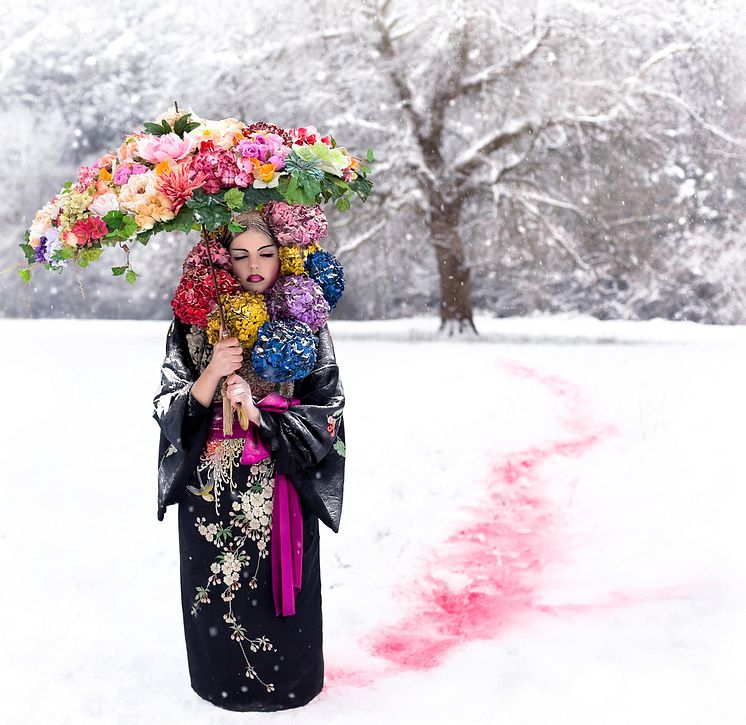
207,392,303,617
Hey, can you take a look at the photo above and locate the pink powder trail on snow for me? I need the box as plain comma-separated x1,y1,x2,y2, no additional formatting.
322,360,681,691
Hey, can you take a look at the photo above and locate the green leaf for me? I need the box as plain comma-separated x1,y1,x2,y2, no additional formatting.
166,205,197,234
366,147,374,163
125,269,138,285
103,209,124,230
161,119,171,134
18,268,31,284
119,215,139,239
136,227,155,245
51,246,75,261
79,247,104,263
173,113,191,136
19,243,35,264
223,187,245,210
111,266,127,276
335,195,351,212
333,438,346,457
62,181,73,191
143,122,166,135
228,221,245,233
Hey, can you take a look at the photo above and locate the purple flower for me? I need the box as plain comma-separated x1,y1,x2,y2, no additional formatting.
264,274,330,332
33,237,48,263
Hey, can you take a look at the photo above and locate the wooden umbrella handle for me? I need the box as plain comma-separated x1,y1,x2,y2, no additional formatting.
219,326,250,432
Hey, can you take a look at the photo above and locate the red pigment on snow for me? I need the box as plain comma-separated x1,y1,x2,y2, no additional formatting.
324,359,630,688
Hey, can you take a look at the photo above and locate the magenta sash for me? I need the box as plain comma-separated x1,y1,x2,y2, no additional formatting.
206,392,303,617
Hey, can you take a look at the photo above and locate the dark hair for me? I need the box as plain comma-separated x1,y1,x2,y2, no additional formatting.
222,210,279,251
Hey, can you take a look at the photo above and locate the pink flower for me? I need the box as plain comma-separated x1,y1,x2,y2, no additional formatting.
136,132,198,164
262,200,328,246
71,215,108,247
191,140,249,193
113,163,148,186
156,160,206,215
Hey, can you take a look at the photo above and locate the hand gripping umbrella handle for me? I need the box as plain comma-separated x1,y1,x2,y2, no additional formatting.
219,326,250,434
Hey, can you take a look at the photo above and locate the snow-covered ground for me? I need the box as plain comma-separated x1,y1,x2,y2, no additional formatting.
1,314,745,724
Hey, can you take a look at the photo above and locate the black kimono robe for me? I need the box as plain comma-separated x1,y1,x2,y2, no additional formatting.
152,316,346,712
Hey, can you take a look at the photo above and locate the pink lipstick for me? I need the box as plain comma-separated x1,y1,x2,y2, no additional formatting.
248,274,264,282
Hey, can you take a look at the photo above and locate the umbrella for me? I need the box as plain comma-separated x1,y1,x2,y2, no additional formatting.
17,101,374,432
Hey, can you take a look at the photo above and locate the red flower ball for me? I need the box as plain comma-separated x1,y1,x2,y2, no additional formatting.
171,265,241,328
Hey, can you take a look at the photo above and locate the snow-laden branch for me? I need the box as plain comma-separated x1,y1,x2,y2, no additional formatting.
457,25,550,96
336,218,388,258
635,86,746,147
451,115,542,173
634,42,694,79
511,189,593,220
512,193,592,271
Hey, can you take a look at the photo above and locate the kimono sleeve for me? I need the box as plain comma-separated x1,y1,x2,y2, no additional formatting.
256,323,346,532
152,317,213,453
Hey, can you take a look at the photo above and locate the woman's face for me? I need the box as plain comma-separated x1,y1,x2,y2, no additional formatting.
228,230,280,293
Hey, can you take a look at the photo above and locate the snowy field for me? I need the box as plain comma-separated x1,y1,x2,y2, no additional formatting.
1,314,745,724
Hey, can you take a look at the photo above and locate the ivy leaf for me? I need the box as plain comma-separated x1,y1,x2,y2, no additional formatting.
79,247,104,263
136,227,155,245
335,195,350,212
125,269,138,285
223,187,245,210
51,246,75,261
111,266,127,276
119,215,139,239
19,243,35,264
18,268,31,284
366,147,374,163
103,209,124,230
228,221,245,233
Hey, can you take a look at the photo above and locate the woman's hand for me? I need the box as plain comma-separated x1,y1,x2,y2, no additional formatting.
205,325,243,379
225,373,261,424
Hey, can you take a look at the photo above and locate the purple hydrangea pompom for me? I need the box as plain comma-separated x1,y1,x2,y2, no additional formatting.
264,273,330,332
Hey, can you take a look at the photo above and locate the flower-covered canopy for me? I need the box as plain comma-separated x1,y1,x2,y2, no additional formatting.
19,106,374,383
20,107,372,284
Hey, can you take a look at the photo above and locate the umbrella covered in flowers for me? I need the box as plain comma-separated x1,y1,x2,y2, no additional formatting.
19,104,374,430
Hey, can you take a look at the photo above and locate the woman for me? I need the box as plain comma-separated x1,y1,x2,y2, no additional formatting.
152,211,346,712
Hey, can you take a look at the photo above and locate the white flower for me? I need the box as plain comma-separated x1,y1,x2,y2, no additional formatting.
88,191,120,217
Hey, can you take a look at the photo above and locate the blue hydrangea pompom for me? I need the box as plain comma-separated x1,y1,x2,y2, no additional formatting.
304,250,345,309
251,319,318,382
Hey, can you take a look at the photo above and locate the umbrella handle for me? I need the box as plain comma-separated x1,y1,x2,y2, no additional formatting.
219,326,251,433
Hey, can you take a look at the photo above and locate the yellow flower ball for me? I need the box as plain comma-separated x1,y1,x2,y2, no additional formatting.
278,243,322,276
206,291,269,349
279,246,306,276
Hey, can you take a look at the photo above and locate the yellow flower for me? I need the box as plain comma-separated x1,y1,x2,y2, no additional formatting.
206,292,269,349
279,246,306,275
154,159,172,176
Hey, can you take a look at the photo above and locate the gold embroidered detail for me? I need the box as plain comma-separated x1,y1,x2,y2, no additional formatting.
193,438,244,515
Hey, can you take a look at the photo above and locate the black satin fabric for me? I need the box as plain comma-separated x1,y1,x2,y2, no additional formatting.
152,317,346,533
151,317,346,711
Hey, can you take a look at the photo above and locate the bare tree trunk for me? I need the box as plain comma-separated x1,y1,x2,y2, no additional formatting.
431,203,478,335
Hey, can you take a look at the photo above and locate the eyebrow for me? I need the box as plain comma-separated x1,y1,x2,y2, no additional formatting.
231,244,276,252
